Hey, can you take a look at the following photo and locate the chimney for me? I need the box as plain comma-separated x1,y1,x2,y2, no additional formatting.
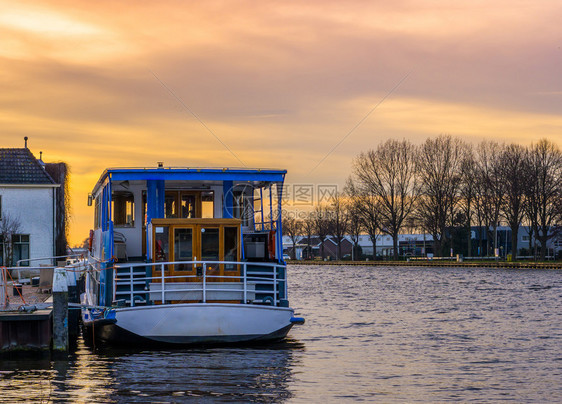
24,136,28,148
38,151,45,167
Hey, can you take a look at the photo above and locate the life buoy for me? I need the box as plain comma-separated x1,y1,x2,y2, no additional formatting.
88,230,94,252
268,230,276,260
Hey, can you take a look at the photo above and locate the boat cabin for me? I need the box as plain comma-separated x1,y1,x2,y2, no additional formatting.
88,166,287,307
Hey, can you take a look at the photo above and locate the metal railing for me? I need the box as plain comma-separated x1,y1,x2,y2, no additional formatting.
112,260,287,307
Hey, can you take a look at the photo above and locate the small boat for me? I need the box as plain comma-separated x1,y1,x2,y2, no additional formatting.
81,165,304,346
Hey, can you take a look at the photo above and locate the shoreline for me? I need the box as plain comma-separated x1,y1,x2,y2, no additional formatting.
286,260,562,269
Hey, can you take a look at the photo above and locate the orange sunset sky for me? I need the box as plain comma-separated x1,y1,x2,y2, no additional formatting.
1,0,561,245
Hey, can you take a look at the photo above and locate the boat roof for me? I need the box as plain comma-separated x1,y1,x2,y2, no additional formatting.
92,167,287,194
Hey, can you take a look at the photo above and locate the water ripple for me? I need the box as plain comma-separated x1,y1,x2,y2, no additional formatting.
1,265,561,402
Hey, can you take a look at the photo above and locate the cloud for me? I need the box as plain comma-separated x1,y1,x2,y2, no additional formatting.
1,0,561,244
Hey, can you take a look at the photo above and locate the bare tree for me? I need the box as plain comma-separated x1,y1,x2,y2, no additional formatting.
345,177,381,260
476,141,506,256
326,192,349,260
301,212,315,259
0,214,22,268
344,188,363,261
500,144,528,257
524,139,562,259
313,204,332,259
352,139,419,259
282,216,302,260
416,135,466,256
459,149,477,256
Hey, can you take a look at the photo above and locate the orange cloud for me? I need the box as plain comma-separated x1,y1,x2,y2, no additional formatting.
0,0,561,244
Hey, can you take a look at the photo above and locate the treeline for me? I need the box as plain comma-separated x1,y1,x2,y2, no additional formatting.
283,136,562,260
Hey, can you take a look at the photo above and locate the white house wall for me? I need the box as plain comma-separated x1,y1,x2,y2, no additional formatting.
0,187,55,265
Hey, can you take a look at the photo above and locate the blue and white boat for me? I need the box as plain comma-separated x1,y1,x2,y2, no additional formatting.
81,165,303,345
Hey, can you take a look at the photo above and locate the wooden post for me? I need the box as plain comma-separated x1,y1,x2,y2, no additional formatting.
52,267,68,352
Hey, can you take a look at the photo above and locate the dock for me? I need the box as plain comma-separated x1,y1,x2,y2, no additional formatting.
0,267,80,356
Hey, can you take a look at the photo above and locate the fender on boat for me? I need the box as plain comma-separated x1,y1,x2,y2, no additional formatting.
290,316,305,325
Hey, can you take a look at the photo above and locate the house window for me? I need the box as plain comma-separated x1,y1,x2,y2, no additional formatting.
522,235,530,242
113,191,135,227
12,235,30,266
0,234,30,266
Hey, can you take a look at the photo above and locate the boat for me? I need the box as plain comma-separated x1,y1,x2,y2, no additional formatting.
80,165,304,346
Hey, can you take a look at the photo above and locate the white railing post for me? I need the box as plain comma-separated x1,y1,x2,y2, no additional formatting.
129,266,134,307
1,267,7,309
243,263,247,303
161,263,165,303
112,267,117,305
202,262,206,303
284,265,288,300
273,265,277,306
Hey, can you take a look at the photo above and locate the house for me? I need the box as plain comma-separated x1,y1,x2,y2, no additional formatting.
283,235,353,260
0,145,59,266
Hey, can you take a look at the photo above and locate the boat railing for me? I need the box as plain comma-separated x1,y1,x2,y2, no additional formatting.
112,260,287,308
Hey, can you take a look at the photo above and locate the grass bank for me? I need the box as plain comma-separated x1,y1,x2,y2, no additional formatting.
286,259,562,269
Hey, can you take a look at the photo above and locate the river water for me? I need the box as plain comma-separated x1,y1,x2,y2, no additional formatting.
1,265,561,403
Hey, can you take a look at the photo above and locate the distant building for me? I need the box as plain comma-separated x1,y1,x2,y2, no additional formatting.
283,226,561,260
283,235,353,260
0,147,59,266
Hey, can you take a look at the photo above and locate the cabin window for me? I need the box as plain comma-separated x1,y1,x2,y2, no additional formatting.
224,227,238,271
113,191,134,227
94,197,102,229
154,226,169,262
201,191,214,218
165,191,213,219
174,228,193,271
201,228,220,261
180,193,196,218
165,192,178,218
233,192,251,226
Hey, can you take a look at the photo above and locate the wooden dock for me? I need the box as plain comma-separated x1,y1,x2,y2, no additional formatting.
0,268,79,356
0,309,52,354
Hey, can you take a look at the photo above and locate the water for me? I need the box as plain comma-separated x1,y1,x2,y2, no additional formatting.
1,265,561,403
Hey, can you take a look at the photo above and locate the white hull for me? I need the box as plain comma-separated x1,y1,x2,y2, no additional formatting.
85,303,295,345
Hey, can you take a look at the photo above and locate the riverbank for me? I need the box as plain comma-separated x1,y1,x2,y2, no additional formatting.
286,259,562,269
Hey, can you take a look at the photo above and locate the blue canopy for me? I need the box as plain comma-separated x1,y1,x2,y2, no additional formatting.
92,167,286,194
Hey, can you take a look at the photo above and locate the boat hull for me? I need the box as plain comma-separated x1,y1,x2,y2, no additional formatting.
83,303,295,346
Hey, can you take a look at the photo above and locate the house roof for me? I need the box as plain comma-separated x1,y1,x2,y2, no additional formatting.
0,148,56,185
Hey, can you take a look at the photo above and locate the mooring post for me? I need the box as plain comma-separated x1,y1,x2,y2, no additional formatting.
52,267,68,352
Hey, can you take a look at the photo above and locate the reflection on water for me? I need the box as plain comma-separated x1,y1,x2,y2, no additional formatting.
1,265,561,402
0,339,302,403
